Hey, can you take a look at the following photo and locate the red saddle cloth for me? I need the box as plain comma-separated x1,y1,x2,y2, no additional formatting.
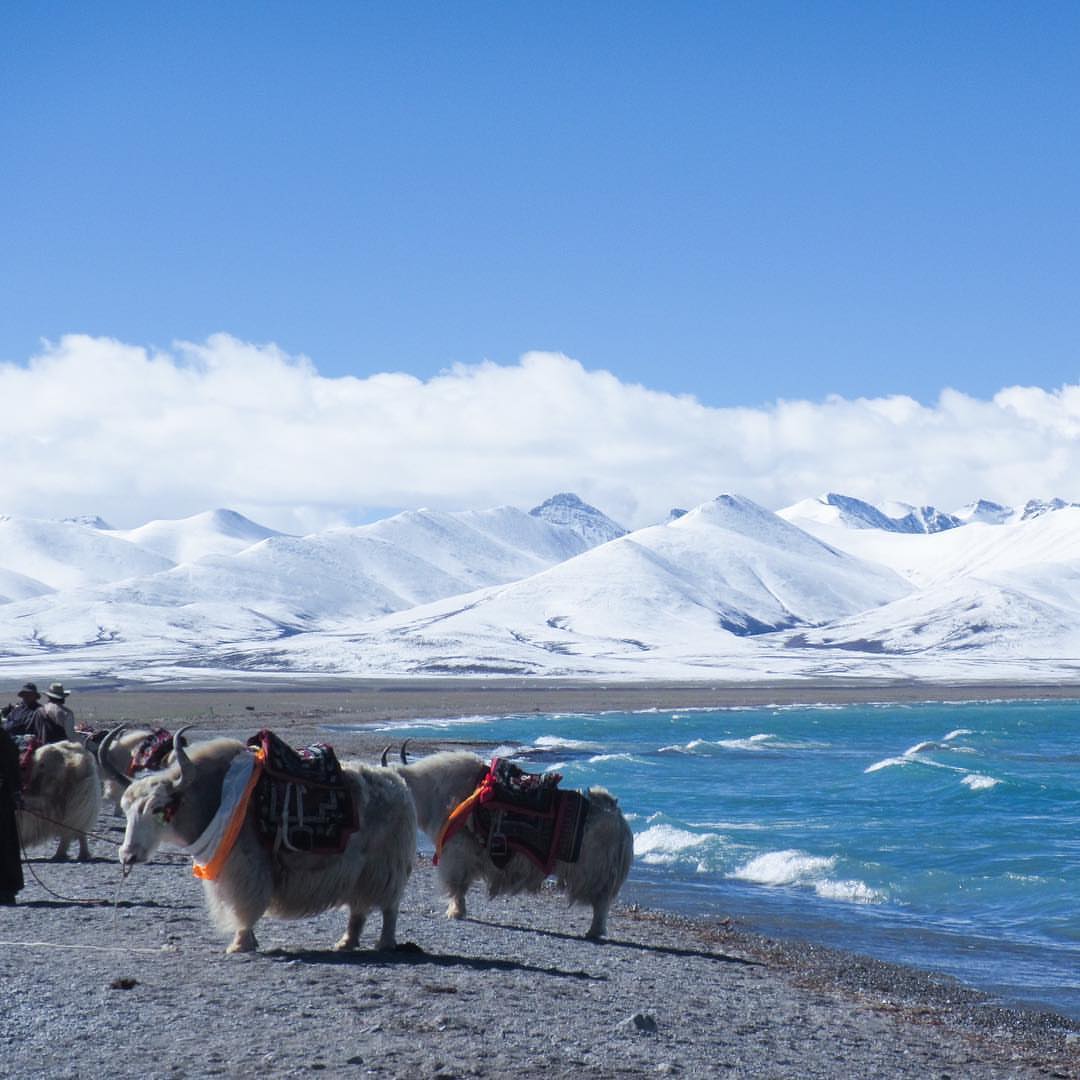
15,736,41,792
245,729,358,855
128,728,184,775
468,758,590,875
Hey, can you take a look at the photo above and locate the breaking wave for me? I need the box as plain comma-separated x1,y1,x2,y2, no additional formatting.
962,773,1001,791
730,850,883,904
660,733,822,755
634,823,725,871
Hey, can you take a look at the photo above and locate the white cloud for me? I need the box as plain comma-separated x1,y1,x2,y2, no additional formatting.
3,333,1080,531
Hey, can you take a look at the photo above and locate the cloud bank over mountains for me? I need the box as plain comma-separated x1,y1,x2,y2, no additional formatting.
4,333,1080,532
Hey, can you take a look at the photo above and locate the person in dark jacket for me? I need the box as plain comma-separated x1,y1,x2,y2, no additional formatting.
1,683,65,744
0,725,24,903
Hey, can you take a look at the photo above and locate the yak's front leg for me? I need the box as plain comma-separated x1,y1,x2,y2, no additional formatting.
334,908,367,951
226,927,258,954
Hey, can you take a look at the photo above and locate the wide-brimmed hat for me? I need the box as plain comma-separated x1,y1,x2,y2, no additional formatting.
18,682,39,699
45,682,69,702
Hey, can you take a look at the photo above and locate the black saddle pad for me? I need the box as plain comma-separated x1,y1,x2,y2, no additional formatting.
476,758,590,873
246,729,357,854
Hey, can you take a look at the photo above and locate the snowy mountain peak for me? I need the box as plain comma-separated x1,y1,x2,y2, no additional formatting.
528,493,626,547
875,500,961,534
673,494,843,558
781,493,960,534
780,493,899,532
111,508,284,564
1019,497,1079,521
61,514,113,530
952,499,1013,525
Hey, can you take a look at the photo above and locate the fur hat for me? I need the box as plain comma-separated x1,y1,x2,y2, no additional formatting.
45,682,69,702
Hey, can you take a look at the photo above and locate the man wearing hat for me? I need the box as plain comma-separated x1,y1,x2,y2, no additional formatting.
42,682,76,741
1,682,65,744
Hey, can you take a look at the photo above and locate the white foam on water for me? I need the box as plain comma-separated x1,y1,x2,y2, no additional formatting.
815,878,884,904
731,849,836,887
731,850,882,905
634,823,721,871
864,756,910,773
943,728,974,741
905,739,941,755
867,742,969,774
716,733,778,751
663,732,821,755
961,773,1001,791
587,752,647,765
532,735,604,751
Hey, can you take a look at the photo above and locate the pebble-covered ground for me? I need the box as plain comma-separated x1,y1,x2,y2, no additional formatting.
0,685,1077,1078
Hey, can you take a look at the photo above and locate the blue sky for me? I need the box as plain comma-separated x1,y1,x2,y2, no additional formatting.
4,2,1078,408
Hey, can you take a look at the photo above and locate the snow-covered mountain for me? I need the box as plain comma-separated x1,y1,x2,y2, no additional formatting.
0,516,173,591
0,497,624,664
108,509,285,564
528,493,626,547
780,493,961,534
4,490,1080,683
279,493,910,677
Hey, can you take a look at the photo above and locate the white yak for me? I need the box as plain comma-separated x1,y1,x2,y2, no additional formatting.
389,746,633,939
17,740,101,861
113,730,416,954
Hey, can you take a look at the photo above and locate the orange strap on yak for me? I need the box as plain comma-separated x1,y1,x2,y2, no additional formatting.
433,763,500,865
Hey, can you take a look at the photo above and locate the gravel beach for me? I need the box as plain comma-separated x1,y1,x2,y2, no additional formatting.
1,681,1077,1078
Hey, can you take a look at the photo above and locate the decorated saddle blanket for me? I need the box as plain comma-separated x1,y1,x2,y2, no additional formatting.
129,728,184,775
245,729,357,855
438,758,590,875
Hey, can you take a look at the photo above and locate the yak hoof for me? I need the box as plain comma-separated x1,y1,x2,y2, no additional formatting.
226,930,258,954
333,936,357,952
445,900,465,920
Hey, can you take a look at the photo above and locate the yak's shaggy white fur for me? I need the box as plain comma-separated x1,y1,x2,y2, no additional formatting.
397,750,633,939
120,737,416,954
17,740,101,861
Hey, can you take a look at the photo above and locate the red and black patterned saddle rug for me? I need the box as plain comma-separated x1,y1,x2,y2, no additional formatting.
129,728,185,775
473,758,589,875
246,729,358,855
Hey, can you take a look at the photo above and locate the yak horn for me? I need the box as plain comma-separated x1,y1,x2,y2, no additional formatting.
96,726,133,788
171,726,197,790
380,745,392,767
400,739,411,765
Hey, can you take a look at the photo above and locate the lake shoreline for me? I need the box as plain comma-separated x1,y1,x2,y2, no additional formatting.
7,680,1076,1075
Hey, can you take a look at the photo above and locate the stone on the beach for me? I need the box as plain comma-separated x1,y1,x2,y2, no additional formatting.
622,1011,659,1035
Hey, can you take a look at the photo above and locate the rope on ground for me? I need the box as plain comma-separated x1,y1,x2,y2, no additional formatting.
19,806,121,849
0,939,167,954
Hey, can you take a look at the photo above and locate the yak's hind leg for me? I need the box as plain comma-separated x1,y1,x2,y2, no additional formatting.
586,895,613,941
334,908,367,952
442,873,469,920
376,904,398,949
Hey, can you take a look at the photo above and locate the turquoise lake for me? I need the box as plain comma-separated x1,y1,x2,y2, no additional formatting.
371,700,1079,1018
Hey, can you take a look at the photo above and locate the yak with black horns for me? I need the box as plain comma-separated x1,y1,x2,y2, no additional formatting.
112,728,416,954
384,741,633,940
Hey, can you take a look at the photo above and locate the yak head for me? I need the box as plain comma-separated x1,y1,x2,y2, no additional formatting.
114,726,197,868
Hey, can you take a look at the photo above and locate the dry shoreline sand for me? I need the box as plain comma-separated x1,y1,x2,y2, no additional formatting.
3,678,1078,1077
